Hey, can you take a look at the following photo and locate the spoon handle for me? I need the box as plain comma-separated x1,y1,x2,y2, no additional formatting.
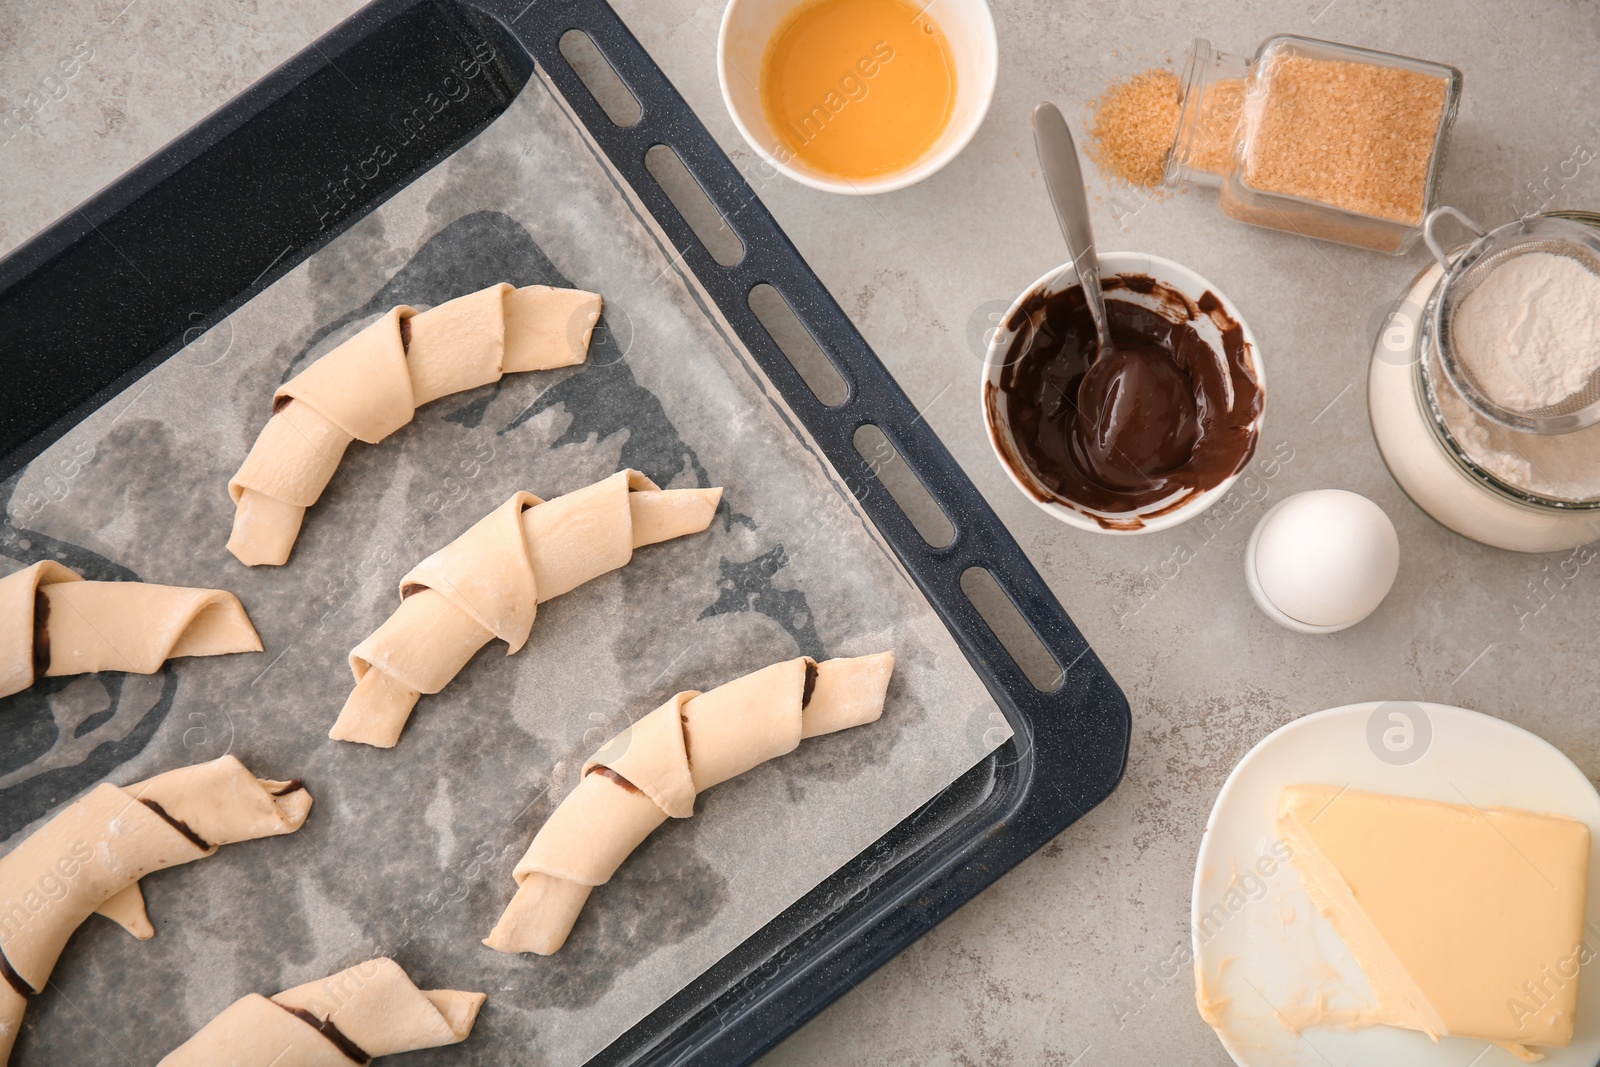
1032,102,1114,358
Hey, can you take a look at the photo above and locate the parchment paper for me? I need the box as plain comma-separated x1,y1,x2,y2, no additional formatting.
0,64,1008,1066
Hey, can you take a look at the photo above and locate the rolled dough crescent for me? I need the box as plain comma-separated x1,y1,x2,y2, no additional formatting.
228,281,602,566
330,469,722,749
159,957,484,1066
484,651,894,955
0,561,262,700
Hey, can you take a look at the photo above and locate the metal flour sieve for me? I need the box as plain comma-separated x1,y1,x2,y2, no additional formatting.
1422,206,1600,434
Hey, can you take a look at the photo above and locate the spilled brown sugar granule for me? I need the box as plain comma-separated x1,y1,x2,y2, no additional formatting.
1242,55,1448,223
1086,69,1181,188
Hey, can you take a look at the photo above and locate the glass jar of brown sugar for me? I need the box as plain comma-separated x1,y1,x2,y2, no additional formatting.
1164,36,1462,254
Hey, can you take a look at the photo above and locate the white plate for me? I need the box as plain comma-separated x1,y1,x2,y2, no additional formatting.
1192,702,1600,1066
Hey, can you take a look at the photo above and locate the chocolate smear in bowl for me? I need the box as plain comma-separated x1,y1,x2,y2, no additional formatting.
987,273,1262,529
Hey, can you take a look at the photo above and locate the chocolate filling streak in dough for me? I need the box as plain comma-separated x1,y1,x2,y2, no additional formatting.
0,956,31,1000
158,957,484,1066
0,756,311,1065
277,1006,370,1064
484,652,895,956
138,800,211,851
330,469,723,749
0,560,262,700
228,281,603,567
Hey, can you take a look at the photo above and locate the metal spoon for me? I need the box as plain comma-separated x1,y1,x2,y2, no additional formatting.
1032,102,1114,362
1031,102,1199,490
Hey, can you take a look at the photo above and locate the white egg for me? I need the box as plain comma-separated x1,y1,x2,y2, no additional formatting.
1246,490,1399,632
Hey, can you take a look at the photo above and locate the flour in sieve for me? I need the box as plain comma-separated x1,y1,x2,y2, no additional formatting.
1452,251,1600,411
1437,377,1600,501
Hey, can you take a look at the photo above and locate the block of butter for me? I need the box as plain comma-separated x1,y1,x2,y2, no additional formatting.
1278,784,1591,1058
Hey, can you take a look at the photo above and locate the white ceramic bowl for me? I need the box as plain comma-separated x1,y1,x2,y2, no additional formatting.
717,0,998,195
981,252,1266,534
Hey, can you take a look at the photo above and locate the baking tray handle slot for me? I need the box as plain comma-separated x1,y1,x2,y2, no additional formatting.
851,423,954,548
958,566,1065,693
747,282,851,406
642,144,745,266
557,28,641,127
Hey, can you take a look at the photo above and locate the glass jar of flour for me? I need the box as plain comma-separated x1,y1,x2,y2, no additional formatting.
1369,210,1600,552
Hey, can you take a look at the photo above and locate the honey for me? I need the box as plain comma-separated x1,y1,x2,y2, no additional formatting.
760,0,956,180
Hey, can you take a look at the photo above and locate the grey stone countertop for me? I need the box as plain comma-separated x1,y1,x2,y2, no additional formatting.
5,0,1600,1063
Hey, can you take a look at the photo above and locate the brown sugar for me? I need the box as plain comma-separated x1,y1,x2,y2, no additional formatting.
1186,78,1245,175
1086,69,1181,188
1217,182,1406,252
1242,55,1449,223
1081,47,1453,251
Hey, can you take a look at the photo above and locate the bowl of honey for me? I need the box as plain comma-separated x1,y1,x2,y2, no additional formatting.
718,0,998,194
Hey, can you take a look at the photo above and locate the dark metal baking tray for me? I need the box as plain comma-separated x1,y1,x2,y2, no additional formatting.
0,0,1131,1062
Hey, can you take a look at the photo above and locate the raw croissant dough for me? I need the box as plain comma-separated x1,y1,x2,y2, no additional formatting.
0,755,311,1064
228,281,602,566
0,561,262,700
485,652,895,955
160,957,484,1066
331,469,722,749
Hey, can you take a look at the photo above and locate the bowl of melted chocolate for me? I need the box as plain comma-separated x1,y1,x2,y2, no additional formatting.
982,252,1264,532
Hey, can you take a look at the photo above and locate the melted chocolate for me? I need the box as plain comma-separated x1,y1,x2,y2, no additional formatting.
277,1003,372,1064
801,661,817,709
31,590,49,678
0,948,36,998
271,779,306,797
271,394,294,414
1069,338,1200,491
988,275,1261,528
586,765,644,796
140,799,212,851
400,583,428,600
